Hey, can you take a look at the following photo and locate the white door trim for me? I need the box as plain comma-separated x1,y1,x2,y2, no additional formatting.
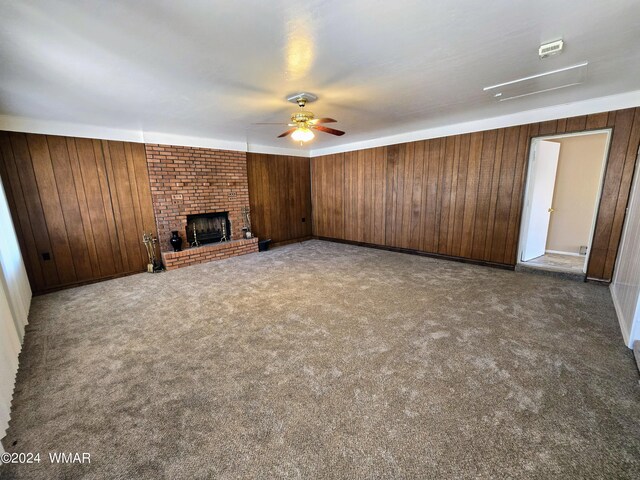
517,128,613,273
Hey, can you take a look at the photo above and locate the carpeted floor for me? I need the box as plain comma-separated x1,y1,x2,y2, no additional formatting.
1,240,639,479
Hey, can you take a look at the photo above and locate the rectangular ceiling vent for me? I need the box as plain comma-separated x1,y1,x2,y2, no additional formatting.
539,40,564,58
483,62,588,102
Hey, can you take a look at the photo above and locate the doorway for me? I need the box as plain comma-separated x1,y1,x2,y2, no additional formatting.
518,129,611,277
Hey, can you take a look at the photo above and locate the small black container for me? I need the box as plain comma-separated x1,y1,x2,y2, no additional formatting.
258,239,271,252
170,231,183,252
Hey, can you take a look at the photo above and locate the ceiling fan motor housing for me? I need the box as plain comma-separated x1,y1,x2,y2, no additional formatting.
277,92,345,139
291,111,314,125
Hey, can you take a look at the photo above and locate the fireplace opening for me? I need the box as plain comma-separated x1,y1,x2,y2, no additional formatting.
186,212,230,246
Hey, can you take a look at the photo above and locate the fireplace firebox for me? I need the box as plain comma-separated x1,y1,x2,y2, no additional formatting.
186,212,230,246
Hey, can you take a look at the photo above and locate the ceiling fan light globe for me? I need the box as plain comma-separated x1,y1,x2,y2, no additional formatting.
291,127,315,142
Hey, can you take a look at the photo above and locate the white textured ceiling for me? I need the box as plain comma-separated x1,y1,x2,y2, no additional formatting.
0,0,639,156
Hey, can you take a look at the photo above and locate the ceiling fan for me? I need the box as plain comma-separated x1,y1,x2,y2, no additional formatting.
255,93,345,143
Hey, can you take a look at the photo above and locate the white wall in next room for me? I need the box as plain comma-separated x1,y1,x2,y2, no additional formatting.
546,133,608,255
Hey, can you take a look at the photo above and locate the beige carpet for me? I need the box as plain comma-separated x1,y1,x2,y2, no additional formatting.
2,240,639,479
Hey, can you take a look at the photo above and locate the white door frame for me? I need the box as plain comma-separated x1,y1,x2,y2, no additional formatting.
517,128,613,273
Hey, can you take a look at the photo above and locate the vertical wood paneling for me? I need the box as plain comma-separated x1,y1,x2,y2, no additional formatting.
104,138,157,274
399,142,414,249
409,142,425,250
538,120,558,135
74,138,118,276
483,129,505,260
422,139,439,252
0,132,157,293
459,132,482,258
311,107,640,281
586,112,609,130
445,137,459,252
556,118,567,133
66,138,101,277
93,139,124,272
490,127,520,264
246,153,312,245
311,156,319,234
322,155,332,237
357,149,366,242
450,136,466,256
603,109,640,277
344,151,356,241
333,153,345,239
438,136,455,255
502,126,530,265
124,143,146,261
0,134,46,291
26,134,77,284
566,115,587,132
106,141,150,271
373,147,387,245
101,140,130,270
471,130,498,260
362,149,373,243
315,147,390,247
587,109,634,278
321,155,332,237
46,135,93,281
8,132,61,289
385,145,400,246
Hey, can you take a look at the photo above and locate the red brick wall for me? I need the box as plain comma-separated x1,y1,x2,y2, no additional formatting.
161,238,258,270
145,144,250,252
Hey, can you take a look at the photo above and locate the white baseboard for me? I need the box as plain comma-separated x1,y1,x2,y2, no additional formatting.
545,249,583,257
610,285,631,348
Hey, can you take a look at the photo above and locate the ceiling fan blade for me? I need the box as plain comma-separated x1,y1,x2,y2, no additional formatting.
309,118,337,124
312,125,345,136
277,128,296,138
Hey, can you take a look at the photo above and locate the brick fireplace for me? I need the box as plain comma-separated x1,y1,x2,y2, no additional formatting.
146,144,258,269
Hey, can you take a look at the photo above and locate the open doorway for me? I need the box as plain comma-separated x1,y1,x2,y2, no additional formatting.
518,129,611,277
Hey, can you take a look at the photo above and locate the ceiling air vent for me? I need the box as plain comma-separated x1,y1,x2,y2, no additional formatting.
539,40,564,59
483,62,588,102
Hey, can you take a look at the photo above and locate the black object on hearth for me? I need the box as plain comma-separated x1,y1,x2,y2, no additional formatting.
170,231,183,252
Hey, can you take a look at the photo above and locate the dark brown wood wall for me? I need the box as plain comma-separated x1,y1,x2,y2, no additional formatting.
0,131,158,294
246,153,312,245
311,108,640,281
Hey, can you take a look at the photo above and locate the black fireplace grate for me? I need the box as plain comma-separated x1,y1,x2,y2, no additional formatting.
186,212,229,245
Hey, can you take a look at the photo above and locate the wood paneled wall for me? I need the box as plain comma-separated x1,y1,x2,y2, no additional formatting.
311,108,640,281
247,153,312,245
0,132,157,293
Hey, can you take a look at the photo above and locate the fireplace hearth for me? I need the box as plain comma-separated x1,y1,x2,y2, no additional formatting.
186,212,230,246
